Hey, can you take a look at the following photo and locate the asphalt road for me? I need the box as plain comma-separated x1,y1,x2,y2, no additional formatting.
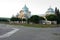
0,24,60,40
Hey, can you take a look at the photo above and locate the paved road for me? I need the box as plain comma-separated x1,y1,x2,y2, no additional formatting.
0,24,60,40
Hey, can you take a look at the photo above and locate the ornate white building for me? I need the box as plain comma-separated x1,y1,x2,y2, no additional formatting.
17,5,31,19
42,7,57,24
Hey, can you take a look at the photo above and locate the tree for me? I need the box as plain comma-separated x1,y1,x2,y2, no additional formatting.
17,18,22,23
10,17,21,21
55,7,60,24
46,14,57,21
0,18,9,22
39,16,45,20
10,17,17,21
29,15,43,24
55,7,60,16
22,19,26,21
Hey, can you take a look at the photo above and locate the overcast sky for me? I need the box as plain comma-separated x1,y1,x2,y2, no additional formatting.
0,0,60,18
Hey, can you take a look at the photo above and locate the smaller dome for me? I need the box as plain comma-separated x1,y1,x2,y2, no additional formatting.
48,7,54,12
46,7,55,14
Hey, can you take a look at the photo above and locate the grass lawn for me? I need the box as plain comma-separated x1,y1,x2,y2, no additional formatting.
9,23,60,28
0,22,60,28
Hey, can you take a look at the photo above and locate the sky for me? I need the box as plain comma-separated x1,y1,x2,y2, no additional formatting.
0,0,60,18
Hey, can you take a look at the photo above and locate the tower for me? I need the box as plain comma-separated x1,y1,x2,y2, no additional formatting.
46,7,55,15
17,5,31,19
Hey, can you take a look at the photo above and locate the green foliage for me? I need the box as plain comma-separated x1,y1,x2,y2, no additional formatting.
30,15,40,23
55,7,60,16
55,7,60,24
10,17,17,21
10,17,22,21
46,14,57,21
22,19,26,21
0,18,9,22
39,17,45,20
29,15,44,24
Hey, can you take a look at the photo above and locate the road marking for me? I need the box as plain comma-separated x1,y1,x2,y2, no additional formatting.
0,28,19,38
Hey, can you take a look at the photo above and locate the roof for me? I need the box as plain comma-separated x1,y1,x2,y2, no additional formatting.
46,7,55,13
22,5,28,10
48,7,54,11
